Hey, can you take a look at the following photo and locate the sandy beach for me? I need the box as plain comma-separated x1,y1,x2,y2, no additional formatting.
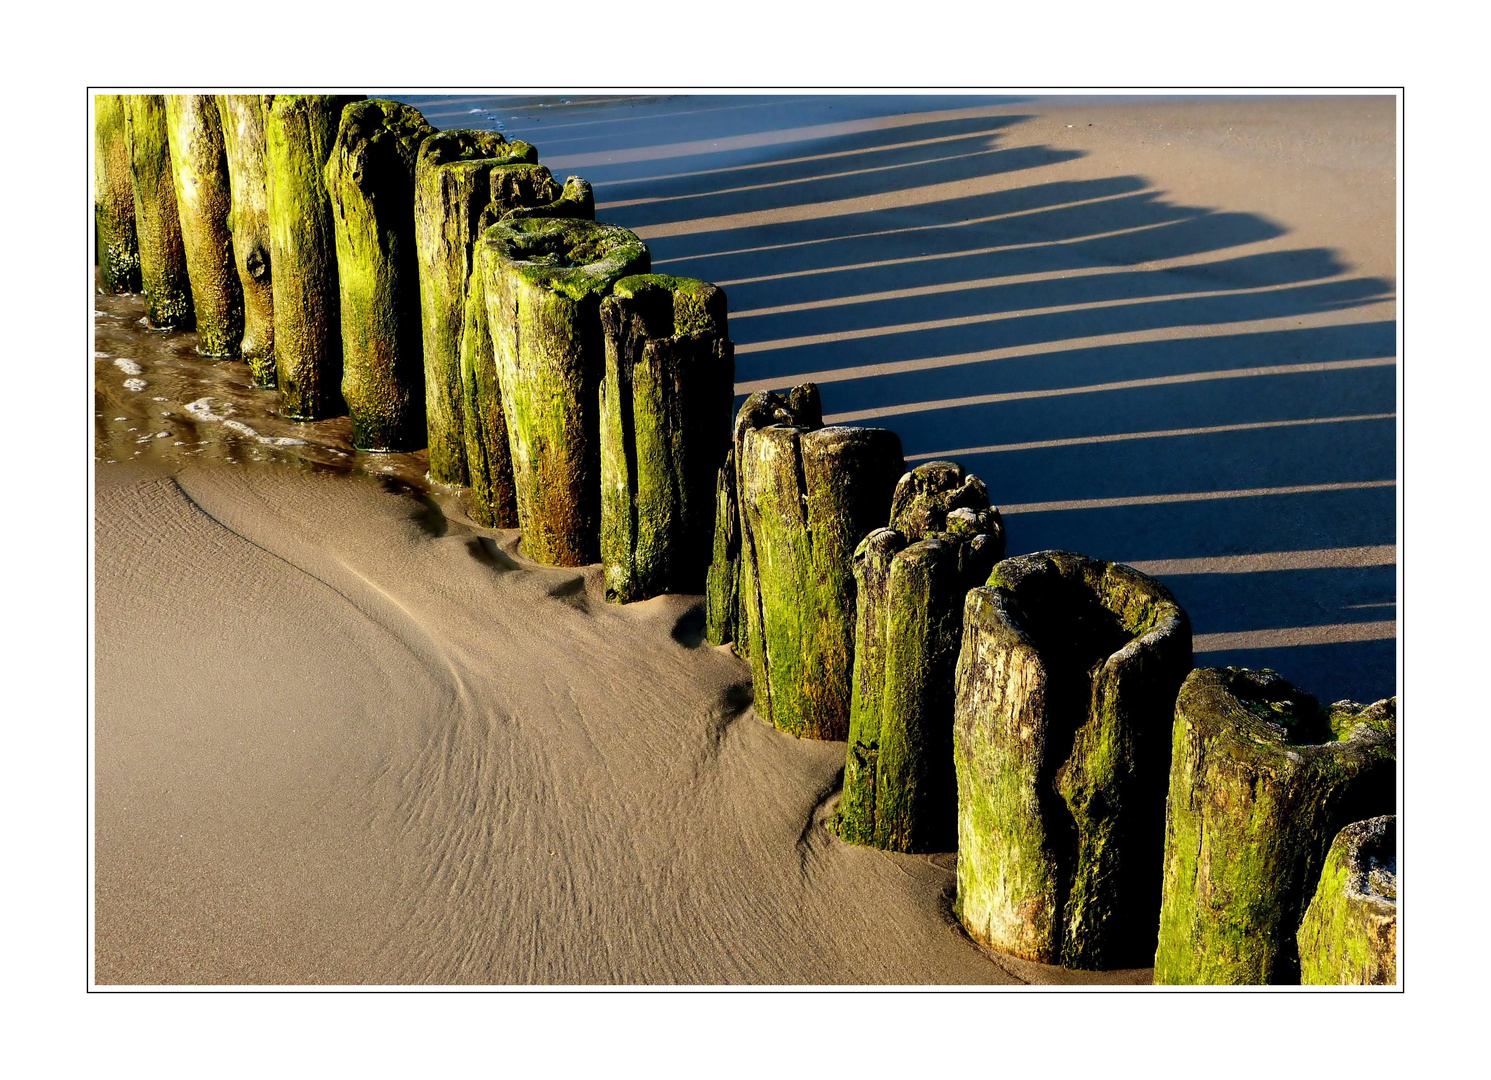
93,94,1396,985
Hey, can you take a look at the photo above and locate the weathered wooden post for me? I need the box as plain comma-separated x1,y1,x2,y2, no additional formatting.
599,275,735,603
123,95,193,330
477,218,650,563
1152,667,1396,984
1297,815,1397,985
836,462,1005,852
324,98,434,450
739,420,904,741
216,95,275,384
94,95,140,294
414,131,538,486
456,167,598,528
953,551,1192,969
164,94,243,357
486,172,595,222
263,94,362,419
705,386,823,650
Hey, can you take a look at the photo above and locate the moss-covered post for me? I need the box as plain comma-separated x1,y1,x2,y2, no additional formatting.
95,95,140,294
953,551,1192,969
164,95,243,357
123,95,193,330
1152,668,1396,984
836,462,1006,853
456,167,597,528
324,99,434,450
739,422,904,741
216,95,275,384
414,131,538,486
1298,815,1397,985
707,386,823,651
262,94,362,419
477,218,650,563
704,451,740,643
599,275,734,603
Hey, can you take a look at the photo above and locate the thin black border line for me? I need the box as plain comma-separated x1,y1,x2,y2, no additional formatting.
87,86,1406,994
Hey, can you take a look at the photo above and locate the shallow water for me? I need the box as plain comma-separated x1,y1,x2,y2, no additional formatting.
92,284,436,493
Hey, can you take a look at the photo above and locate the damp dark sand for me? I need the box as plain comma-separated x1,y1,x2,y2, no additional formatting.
93,94,1395,985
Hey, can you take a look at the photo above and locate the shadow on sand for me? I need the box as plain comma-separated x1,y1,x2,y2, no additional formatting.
408,94,1396,704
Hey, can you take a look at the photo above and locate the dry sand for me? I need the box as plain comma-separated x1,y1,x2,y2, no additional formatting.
93,94,1395,985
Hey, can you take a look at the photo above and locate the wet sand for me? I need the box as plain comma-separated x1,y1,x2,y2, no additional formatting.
93,94,1395,985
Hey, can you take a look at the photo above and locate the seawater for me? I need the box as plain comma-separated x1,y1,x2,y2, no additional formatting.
93,281,434,492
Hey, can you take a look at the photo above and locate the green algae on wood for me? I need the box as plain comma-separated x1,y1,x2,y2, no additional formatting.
324,98,435,450
599,275,734,604
123,95,193,330
491,173,594,223
739,422,904,741
704,450,740,644
456,164,595,520
456,255,518,528
953,551,1192,969
888,459,1006,561
477,217,650,565
216,95,275,385
414,131,539,487
836,462,1006,853
164,95,244,357
1297,814,1397,985
1152,668,1396,985
708,386,823,652
94,95,140,294
263,94,363,419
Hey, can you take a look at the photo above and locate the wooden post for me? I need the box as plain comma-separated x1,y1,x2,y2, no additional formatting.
1153,668,1396,984
477,218,650,564
704,450,739,644
705,386,823,650
739,422,904,740
94,95,140,293
953,551,1192,969
599,275,734,603
216,95,275,385
123,95,193,330
836,461,1005,853
324,98,434,450
164,94,243,357
456,165,596,528
414,131,538,486
263,94,362,419
1297,815,1397,985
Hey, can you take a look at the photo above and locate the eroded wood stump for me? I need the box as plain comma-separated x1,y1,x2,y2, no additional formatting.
599,275,734,603
263,94,362,419
457,168,598,528
414,131,538,486
836,461,1005,853
479,168,594,225
739,422,904,740
164,94,243,357
324,98,434,450
217,95,275,384
705,386,823,650
953,551,1192,969
1297,814,1397,985
123,95,193,330
477,218,650,564
1153,668,1396,984
94,95,140,294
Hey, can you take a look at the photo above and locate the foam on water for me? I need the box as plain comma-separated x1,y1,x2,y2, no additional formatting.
122,378,147,392
113,358,143,375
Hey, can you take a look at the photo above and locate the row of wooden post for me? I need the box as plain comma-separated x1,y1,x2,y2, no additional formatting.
95,94,1396,984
